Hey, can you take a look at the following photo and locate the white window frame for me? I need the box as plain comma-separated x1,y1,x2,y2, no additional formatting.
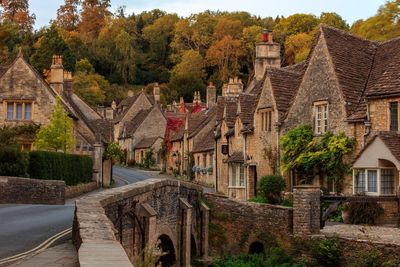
314,102,328,135
229,163,246,188
352,168,396,196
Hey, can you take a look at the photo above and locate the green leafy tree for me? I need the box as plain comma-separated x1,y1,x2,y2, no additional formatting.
273,13,319,43
257,175,286,204
73,58,108,106
320,12,349,30
34,97,75,153
284,32,314,64
30,24,76,73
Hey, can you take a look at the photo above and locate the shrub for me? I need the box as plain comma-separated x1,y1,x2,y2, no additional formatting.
28,151,93,185
257,175,286,204
248,195,268,204
143,150,156,169
311,237,341,267
0,146,29,177
347,201,384,225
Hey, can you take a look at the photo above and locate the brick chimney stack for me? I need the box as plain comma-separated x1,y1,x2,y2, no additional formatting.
254,29,281,80
49,55,64,94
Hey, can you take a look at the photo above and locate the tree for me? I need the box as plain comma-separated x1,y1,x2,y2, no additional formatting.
34,97,75,153
242,25,263,69
115,30,136,84
284,32,314,64
56,0,80,31
206,35,244,82
73,58,108,106
212,18,243,41
273,14,319,43
79,0,111,42
0,0,35,32
320,12,349,30
350,0,400,41
30,24,76,73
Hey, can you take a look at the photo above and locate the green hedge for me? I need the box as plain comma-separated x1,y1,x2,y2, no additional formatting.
0,146,29,177
28,151,93,186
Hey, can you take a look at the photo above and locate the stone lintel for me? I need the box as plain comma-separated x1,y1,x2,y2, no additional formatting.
180,198,193,210
140,203,157,217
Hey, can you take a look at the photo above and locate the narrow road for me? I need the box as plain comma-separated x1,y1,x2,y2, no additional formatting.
0,167,157,260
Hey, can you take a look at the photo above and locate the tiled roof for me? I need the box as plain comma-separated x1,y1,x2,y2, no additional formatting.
90,119,114,142
216,97,238,128
365,38,400,98
239,94,257,125
379,133,400,163
267,67,303,122
192,129,215,153
188,107,216,138
135,136,161,149
227,151,244,163
0,66,9,78
321,26,377,116
120,108,151,138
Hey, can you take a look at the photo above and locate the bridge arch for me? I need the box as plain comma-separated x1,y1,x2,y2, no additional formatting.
249,240,265,254
157,234,176,267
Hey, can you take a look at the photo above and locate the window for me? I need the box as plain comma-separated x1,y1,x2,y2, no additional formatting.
229,163,245,187
5,101,33,121
314,103,328,134
353,168,396,195
260,110,272,132
203,154,207,167
390,102,398,131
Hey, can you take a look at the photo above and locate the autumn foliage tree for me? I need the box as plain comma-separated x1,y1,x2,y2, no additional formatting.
79,0,111,42
56,0,80,31
0,0,35,32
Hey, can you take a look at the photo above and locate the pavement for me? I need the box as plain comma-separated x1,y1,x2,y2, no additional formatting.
0,167,159,267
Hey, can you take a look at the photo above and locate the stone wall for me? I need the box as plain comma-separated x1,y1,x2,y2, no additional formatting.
0,176,65,205
65,181,98,199
293,186,320,236
204,193,293,255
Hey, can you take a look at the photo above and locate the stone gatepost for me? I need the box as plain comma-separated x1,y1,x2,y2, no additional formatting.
293,185,321,236
200,202,210,259
140,203,157,247
180,198,192,267
93,142,104,187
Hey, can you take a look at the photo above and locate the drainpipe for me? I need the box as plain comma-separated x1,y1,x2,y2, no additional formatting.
244,134,248,200
363,103,372,146
276,121,282,175
214,136,218,192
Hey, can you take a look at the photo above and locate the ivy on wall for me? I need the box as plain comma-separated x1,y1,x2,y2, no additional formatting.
281,125,355,188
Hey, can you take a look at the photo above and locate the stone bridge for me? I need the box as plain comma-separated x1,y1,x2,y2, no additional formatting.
73,179,209,267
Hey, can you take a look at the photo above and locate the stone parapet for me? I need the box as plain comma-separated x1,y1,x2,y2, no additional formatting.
293,185,321,236
0,176,65,205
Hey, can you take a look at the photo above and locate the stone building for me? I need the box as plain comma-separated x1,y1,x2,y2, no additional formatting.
0,52,112,153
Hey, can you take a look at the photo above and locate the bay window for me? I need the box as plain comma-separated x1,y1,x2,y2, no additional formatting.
353,168,396,195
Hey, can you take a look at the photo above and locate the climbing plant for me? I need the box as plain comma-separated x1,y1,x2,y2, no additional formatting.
281,125,355,188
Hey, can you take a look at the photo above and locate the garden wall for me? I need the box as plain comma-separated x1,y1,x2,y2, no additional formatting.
65,181,98,199
203,193,293,255
0,176,65,205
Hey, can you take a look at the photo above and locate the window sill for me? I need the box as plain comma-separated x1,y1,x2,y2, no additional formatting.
5,119,33,122
228,186,246,189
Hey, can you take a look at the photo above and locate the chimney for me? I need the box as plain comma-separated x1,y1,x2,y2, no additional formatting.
49,55,64,94
153,82,160,102
254,29,281,80
111,100,117,110
127,90,134,97
63,71,73,95
223,77,243,97
206,81,217,108
180,97,186,113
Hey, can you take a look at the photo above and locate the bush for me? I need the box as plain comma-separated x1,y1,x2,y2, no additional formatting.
311,237,341,267
213,247,306,267
347,201,384,225
257,175,286,204
143,150,156,169
28,151,93,186
0,146,29,177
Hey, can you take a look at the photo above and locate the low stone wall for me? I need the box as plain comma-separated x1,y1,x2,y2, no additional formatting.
65,182,98,199
204,193,293,255
0,176,65,205
378,198,399,225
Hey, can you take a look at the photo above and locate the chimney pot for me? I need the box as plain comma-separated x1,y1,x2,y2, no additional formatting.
268,30,273,44
262,29,268,42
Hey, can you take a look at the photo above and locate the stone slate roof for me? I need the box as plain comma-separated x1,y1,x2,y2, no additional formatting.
114,93,155,122
216,97,238,128
267,67,303,122
365,38,400,98
120,108,151,139
188,107,216,138
192,129,215,153
227,151,244,163
321,25,377,117
239,94,257,125
135,136,161,149
0,66,9,78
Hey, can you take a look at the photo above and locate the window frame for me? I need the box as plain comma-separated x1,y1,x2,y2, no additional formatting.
389,101,399,131
352,168,396,196
229,163,246,188
4,101,34,121
314,101,328,135
260,109,273,132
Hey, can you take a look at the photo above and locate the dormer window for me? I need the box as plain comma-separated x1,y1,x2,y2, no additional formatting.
314,102,328,134
261,109,272,132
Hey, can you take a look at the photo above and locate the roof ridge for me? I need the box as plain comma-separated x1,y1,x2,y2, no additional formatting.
319,24,379,45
